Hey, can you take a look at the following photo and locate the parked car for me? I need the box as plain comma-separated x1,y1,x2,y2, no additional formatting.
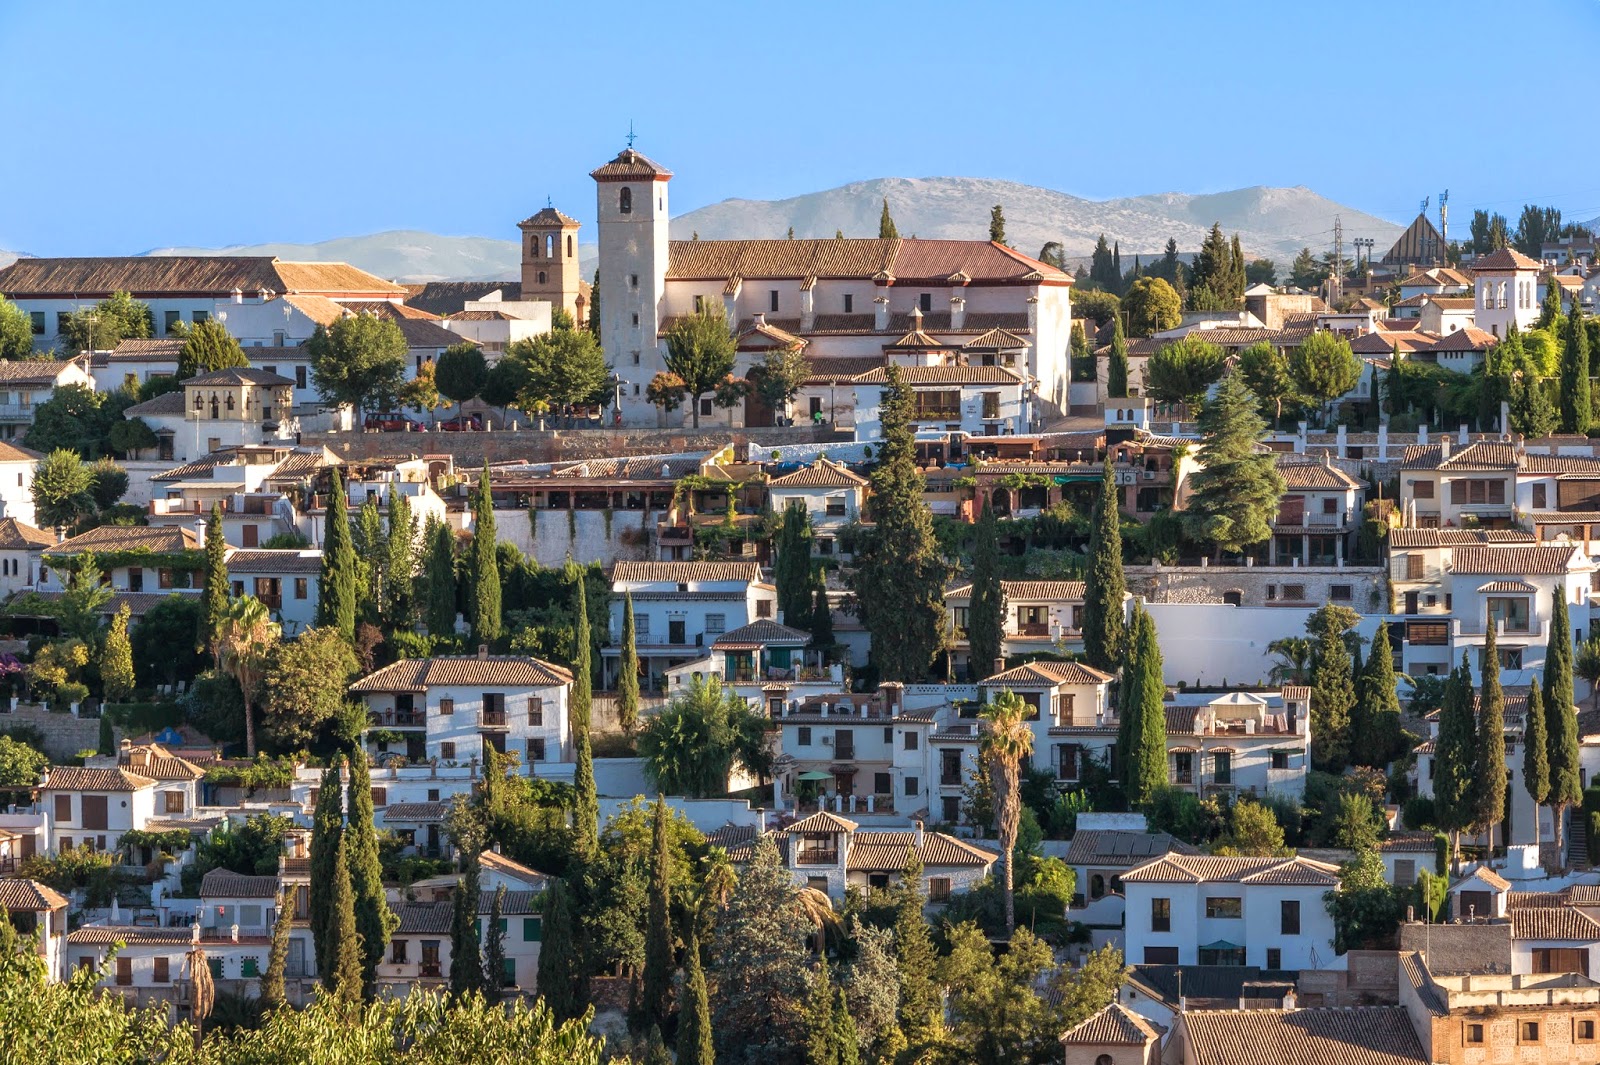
438,413,483,431
365,413,424,432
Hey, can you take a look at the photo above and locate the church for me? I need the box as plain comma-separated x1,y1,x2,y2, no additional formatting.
560,146,1075,429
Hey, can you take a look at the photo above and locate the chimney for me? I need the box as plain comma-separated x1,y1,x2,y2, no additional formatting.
477,644,489,660
1458,422,1469,445
231,287,243,305
950,294,966,330
1283,989,1297,1010
119,738,131,753
914,820,925,847
757,807,767,833
873,295,890,332
909,306,923,330
1439,437,1450,461
993,657,1005,677
753,312,767,328
194,518,206,548
191,923,200,944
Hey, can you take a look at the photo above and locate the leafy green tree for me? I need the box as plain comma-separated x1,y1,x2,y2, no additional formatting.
424,516,457,637
1434,657,1476,869
1245,258,1278,286
86,457,128,510
434,342,488,419
309,761,344,981
1216,799,1286,856
848,365,950,680
450,862,483,997
1236,341,1299,428
878,198,898,239
1145,335,1226,409
943,922,1060,1065
537,877,585,1021
1325,847,1405,954
0,294,33,360
1540,276,1566,330
1309,615,1355,772
345,746,396,998
637,675,771,797
318,468,358,640
711,834,812,1064
749,345,811,422
1123,276,1181,336
383,491,416,632
502,327,611,427
1514,204,1564,258
107,416,157,458
308,315,408,416
660,308,738,428
1545,591,1582,867
31,449,94,531
177,319,248,379
99,604,135,703
805,962,848,1065
617,593,640,734
24,384,119,456
57,291,152,352
261,885,293,1011
398,358,441,418
0,734,48,787
1522,683,1549,856
1106,314,1129,398
1510,371,1556,439
570,568,598,849
1183,373,1285,555
1081,458,1126,673
1289,332,1361,420
967,502,1003,679
469,469,501,643
1120,603,1167,805
677,929,714,1065
774,501,815,631
131,595,205,690
640,797,675,1032
1560,303,1591,434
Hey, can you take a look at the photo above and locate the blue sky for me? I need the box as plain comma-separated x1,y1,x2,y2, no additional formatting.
4,0,1600,255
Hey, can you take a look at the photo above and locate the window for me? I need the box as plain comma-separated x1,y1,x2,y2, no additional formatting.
523,917,542,942
904,731,919,750
54,795,71,822
769,290,779,313
391,940,408,963
981,391,1000,419
1412,480,1434,499
1266,948,1281,970
241,957,260,978
928,877,952,901
193,311,209,325
1271,750,1289,770
1281,899,1300,934
153,957,169,983
1578,1018,1596,1042
1448,478,1507,505
1487,596,1532,633
165,791,185,813
28,312,43,335
438,699,454,716
1212,751,1231,784
527,738,546,762
440,742,456,760
873,772,891,795
797,726,812,746
919,293,932,313
1172,751,1193,784
422,941,440,974
843,294,853,313
57,311,72,335
1281,584,1305,601
630,274,639,288
619,187,632,214
1533,483,1548,509
904,775,919,796
1405,553,1424,580
294,577,307,600
1408,620,1449,645
1321,497,1338,514
162,310,181,334
632,312,639,327
756,600,773,618
528,697,543,725
705,614,725,635
1330,585,1352,602
699,397,712,417
1521,1021,1540,1044
1144,946,1179,964
1151,898,1171,932
1206,896,1243,919
668,618,686,645
806,876,829,892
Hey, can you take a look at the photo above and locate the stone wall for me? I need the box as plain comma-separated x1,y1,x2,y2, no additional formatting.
494,507,661,570
0,703,102,761
303,425,850,468
1129,563,1386,611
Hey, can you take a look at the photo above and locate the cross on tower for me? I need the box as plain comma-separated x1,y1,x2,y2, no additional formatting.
626,121,637,148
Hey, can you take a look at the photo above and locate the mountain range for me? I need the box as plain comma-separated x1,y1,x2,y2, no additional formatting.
6,178,1407,283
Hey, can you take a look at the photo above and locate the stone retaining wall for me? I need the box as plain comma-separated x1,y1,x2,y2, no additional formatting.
0,703,101,760
302,425,850,467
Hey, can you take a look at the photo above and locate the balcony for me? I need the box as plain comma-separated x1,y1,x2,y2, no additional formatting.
481,709,508,730
795,847,839,866
1015,623,1050,637
0,404,35,423
940,772,963,787
368,710,425,728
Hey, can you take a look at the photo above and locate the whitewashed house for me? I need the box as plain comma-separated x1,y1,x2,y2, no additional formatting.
0,358,96,441
41,766,158,853
226,550,321,635
39,524,203,597
765,459,868,560
1471,247,1542,338
0,517,54,596
604,560,776,689
122,367,297,464
0,879,69,980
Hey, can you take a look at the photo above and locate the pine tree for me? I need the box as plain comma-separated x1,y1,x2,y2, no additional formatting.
424,516,457,637
711,836,812,1061
847,365,950,681
309,761,344,982
449,864,483,997
1183,373,1286,556
318,468,358,640
1434,657,1476,870
1523,682,1550,855
774,501,814,630
383,490,415,632
537,877,584,1021
571,569,598,849
1081,457,1126,673
1310,621,1355,772
199,503,228,657
469,468,501,643
677,929,714,1065
878,198,898,240
1560,303,1592,433
261,886,293,1011
1545,592,1582,867
988,205,1006,244
327,834,364,1004
1107,314,1130,398
618,593,640,734
893,860,943,1051
484,885,508,1004
966,502,1003,680
344,747,395,999
1089,235,1117,291
641,797,675,1032
1351,621,1402,767
1474,624,1508,852
1120,603,1167,805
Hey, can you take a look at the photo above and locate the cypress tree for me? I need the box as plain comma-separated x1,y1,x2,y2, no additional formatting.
536,877,583,1020
1107,315,1130,398
449,864,483,997
808,562,833,651
469,468,501,643
831,983,861,1065
309,760,344,982
199,502,228,657
318,468,358,640
1540,278,1565,330
383,490,415,632
988,204,1006,245
1474,624,1508,852
878,198,898,240
344,746,395,999
641,797,674,1032
893,862,943,1051
571,569,598,849
1228,233,1247,301
1523,682,1550,854
1545,591,1582,866
261,886,293,1011
1434,656,1476,871
356,495,385,623
966,502,1004,680
806,962,840,1065
1070,321,1095,382
1309,621,1355,772
677,929,714,1065
1352,621,1402,767
1121,604,1167,805
774,501,814,630
327,834,363,1003
484,885,508,1004
1560,303,1592,433
1081,457,1126,673
618,593,640,734
423,516,457,638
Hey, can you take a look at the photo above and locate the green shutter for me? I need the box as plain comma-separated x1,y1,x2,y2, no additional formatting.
502,957,516,984
241,958,259,978
208,958,223,979
523,917,542,942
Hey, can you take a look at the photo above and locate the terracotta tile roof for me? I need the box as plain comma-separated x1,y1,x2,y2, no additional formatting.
0,440,40,466
479,889,542,914
1510,905,1600,941
281,294,347,326
1184,326,1283,346
1473,247,1543,272
1350,331,1433,354
382,802,448,822
0,359,81,385
1452,865,1511,891
1002,580,1087,600
1399,441,1519,470
40,766,155,791
852,364,1023,385
67,925,196,945
395,901,454,935
121,744,206,781
1477,579,1539,593
1422,326,1497,352
1181,1007,1427,1065
350,654,572,693
1275,458,1361,490
519,206,579,227
0,518,53,551
124,390,187,417
665,238,1068,286
404,281,521,317
200,869,280,899
786,810,859,834
0,256,402,299
105,338,185,363
890,240,1071,284
226,550,323,574
186,367,294,387
1522,453,1600,474
590,148,673,180
981,660,1114,687
713,619,811,648
1062,830,1200,866
1060,1002,1160,1046
1388,528,1534,547
611,560,761,583
1450,544,1584,576
704,823,759,855
479,850,549,887
0,879,67,911
1507,890,1568,908
963,327,1031,350
1120,853,1340,885
768,460,868,489
1397,952,1446,1015
802,356,882,383
1376,832,1437,853
736,318,807,350
1419,296,1476,311
45,524,199,557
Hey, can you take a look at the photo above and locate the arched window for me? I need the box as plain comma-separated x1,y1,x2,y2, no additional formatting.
193,392,204,410
619,187,632,214
538,271,547,285
545,234,554,259
209,396,219,419
566,235,574,257
224,394,235,412
1090,874,1105,899
528,237,538,259
1096,1056,1114,1065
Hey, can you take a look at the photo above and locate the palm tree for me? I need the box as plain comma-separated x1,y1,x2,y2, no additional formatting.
1267,637,1315,685
217,595,281,758
186,945,215,1050
1577,637,1600,710
796,886,841,955
980,689,1035,934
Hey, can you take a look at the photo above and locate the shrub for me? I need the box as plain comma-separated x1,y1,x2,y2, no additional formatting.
1401,796,1437,831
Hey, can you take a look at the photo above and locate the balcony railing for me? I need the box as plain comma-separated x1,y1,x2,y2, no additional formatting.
368,710,425,728
795,847,839,866
1016,623,1050,637
834,743,856,759
940,772,963,786
481,709,508,729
